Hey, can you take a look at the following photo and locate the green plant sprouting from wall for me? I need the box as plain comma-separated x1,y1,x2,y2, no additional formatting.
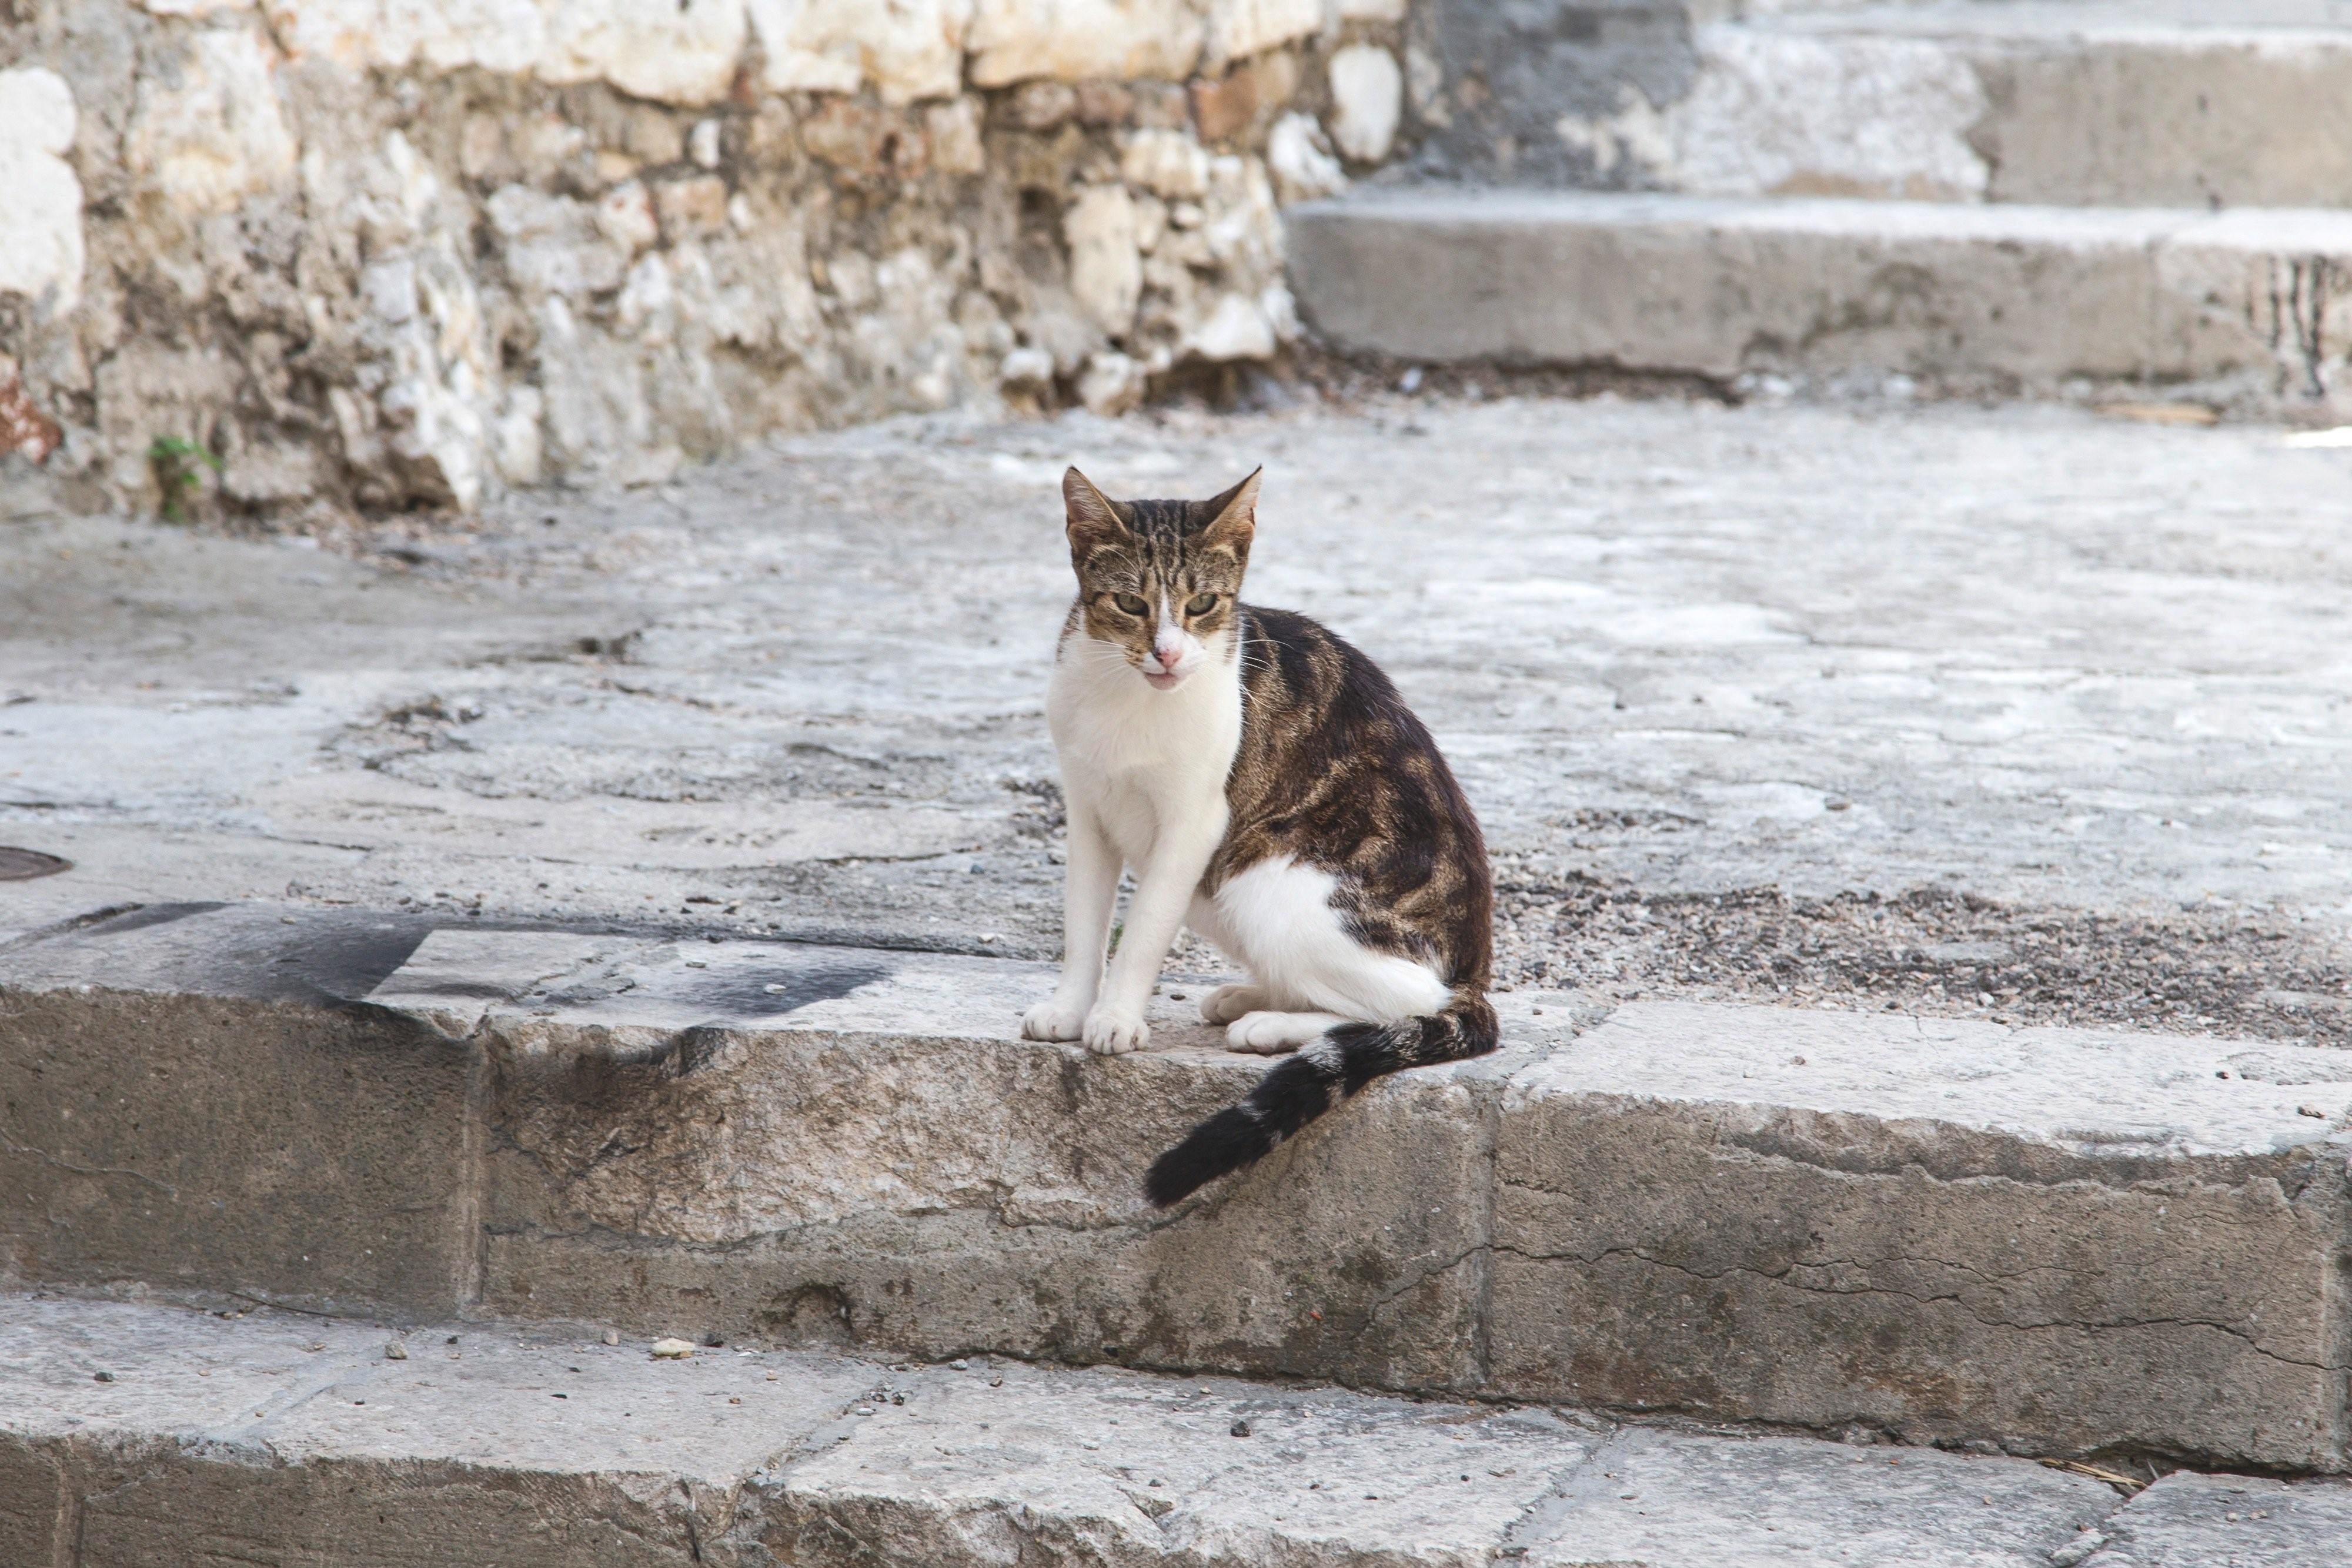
148,436,223,523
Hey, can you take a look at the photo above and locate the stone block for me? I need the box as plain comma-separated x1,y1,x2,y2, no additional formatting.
456,932,1496,1392
1489,1001,2352,1467
1519,1427,2112,1567
2084,1472,2352,1568
0,905,483,1317
23,1296,2331,1567
1284,189,2352,403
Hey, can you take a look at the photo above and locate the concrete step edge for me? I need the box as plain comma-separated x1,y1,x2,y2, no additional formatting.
1282,190,2352,406
5,900,2350,1470
7,1292,2350,1568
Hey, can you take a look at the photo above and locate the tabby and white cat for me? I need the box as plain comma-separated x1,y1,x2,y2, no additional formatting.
1020,466,1497,1207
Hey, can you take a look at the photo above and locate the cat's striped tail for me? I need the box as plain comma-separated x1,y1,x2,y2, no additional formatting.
1142,991,1499,1208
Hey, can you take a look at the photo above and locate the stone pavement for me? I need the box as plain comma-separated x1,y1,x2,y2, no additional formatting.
5,1293,2349,1567
4,392,2348,1041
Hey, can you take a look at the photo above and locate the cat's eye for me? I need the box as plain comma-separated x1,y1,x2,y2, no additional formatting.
1111,593,1150,616
1185,592,1219,616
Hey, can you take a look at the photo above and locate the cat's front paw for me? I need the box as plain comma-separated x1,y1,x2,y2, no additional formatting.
1021,999,1088,1042
1081,1006,1150,1056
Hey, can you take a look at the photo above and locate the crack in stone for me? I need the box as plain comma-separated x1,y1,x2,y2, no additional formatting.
1486,1239,2340,1371
0,1128,177,1196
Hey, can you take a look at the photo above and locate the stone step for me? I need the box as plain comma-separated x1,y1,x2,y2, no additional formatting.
1593,3,2352,210
1283,189,2352,407
4,901,2351,1471
7,1293,2350,1568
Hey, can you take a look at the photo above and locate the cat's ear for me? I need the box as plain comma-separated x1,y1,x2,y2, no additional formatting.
1197,467,1260,555
1063,467,1129,559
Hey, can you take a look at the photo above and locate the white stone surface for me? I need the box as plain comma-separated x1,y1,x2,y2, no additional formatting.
0,68,83,313
1065,184,1144,336
1185,289,1276,359
123,24,299,214
539,0,749,105
1266,109,1345,198
1204,0,1319,65
749,0,969,102
1076,347,1146,413
1512,1000,2352,1163
965,0,1202,86
1669,25,1989,200
1123,126,1212,199
1326,44,1402,164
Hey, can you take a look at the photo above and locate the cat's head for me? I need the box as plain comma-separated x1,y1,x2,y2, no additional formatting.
1061,466,1259,691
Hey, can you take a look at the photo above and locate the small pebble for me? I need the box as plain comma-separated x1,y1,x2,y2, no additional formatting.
703,1333,725,1348
763,984,787,994
385,1342,408,1360
990,1377,1003,1386
92,1370,113,1383
2300,1105,2327,1119
951,1359,969,1370
856,1405,876,1416
729,1396,743,1405
602,1329,621,1346
1230,1419,1251,1437
650,1338,696,1359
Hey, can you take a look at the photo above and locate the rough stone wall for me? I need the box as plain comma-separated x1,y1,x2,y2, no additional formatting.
0,0,1414,519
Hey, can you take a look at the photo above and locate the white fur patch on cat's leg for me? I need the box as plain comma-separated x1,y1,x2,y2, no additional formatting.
1201,983,1270,1025
1024,803,1120,1042
1086,807,1228,1055
1227,1010,1349,1054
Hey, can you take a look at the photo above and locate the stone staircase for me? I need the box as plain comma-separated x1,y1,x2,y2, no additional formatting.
5,900,2352,1562
1292,0,2352,409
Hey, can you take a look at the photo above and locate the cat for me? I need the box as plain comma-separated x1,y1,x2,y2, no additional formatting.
1020,465,1497,1208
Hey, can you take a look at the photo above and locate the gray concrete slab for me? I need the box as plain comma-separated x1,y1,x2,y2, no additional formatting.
1519,1426,2107,1567
5,396,2350,1047
1730,5,2352,209
1493,1001,2352,1465
2084,1470,2352,1568
1286,190,2352,409
0,1294,2204,1568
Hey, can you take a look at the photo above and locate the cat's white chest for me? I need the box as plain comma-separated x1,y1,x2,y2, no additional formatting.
1048,636,1240,869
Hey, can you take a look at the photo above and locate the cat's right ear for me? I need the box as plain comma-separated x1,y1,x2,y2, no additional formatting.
1063,467,1128,560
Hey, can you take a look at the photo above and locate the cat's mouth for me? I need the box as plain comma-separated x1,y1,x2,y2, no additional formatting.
1142,668,1188,691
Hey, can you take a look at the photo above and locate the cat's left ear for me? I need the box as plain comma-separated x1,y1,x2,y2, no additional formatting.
1064,467,1130,561
1198,467,1261,556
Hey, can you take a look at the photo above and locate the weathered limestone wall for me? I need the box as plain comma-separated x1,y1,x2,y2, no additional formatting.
0,0,1414,517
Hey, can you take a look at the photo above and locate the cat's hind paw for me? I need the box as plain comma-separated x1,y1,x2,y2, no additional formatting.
1200,982,1269,1025
1021,999,1088,1042
1082,1006,1150,1056
1227,1010,1347,1055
